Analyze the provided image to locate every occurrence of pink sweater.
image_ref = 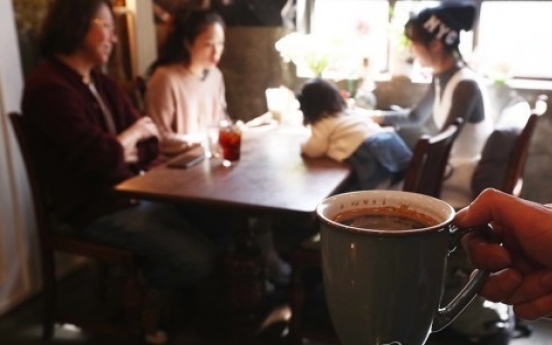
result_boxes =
[145,64,226,154]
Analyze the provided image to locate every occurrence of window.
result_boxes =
[306,0,454,79]
[298,0,552,81]
[310,0,389,77]
[477,1,552,80]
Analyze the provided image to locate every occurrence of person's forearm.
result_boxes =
[378,109,410,127]
[117,128,141,152]
[117,131,140,163]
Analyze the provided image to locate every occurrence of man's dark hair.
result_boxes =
[39,0,112,57]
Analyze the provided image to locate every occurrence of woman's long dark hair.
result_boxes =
[148,9,225,76]
[39,0,111,58]
[297,78,347,125]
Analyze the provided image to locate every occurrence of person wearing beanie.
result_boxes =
[373,1,494,197]
[372,3,511,345]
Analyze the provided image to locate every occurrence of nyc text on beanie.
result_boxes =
[411,3,476,47]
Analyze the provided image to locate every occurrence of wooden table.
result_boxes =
[115,124,352,342]
[116,125,352,216]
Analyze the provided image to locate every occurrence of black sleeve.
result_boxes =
[443,80,484,129]
[381,84,435,129]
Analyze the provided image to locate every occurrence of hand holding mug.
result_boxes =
[457,188,552,320]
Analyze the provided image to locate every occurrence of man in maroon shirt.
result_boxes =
[22,0,216,311]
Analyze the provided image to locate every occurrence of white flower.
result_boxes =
[275,33,363,79]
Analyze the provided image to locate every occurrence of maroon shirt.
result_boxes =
[22,58,158,228]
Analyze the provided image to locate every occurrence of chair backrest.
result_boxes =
[402,118,463,197]
[9,112,53,253]
[472,95,547,197]
[497,113,537,195]
[503,96,547,195]
[120,76,147,112]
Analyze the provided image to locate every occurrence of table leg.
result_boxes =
[224,215,267,342]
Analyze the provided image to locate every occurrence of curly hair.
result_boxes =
[297,78,347,125]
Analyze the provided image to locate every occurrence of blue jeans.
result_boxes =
[347,132,412,190]
[81,201,217,290]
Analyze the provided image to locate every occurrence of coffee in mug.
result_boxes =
[334,206,439,231]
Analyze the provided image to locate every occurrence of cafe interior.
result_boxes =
[2,0,552,344]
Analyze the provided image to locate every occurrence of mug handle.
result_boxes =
[431,224,498,332]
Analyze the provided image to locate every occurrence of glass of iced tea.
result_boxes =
[218,122,241,166]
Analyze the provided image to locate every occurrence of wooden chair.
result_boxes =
[8,112,159,342]
[120,75,147,113]
[402,117,463,197]
[441,95,548,209]
[502,112,543,196]
[287,118,463,345]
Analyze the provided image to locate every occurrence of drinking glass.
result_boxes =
[204,124,220,158]
[218,122,241,166]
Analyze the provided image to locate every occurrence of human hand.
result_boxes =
[117,117,159,162]
[355,108,385,124]
[339,89,350,101]
[456,188,552,320]
[132,116,159,141]
[159,135,196,157]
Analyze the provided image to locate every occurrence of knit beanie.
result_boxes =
[405,2,477,48]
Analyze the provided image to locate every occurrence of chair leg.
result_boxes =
[41,253,56,340]
[288,255,305,345]
[142,289,168,344]
[42,282,56,339]
[122,269,144,337]
[96,262,111,302]
[142,289,163,335]
[122,266,166,343]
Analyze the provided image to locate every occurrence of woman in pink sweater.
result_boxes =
[145,9,227,156]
